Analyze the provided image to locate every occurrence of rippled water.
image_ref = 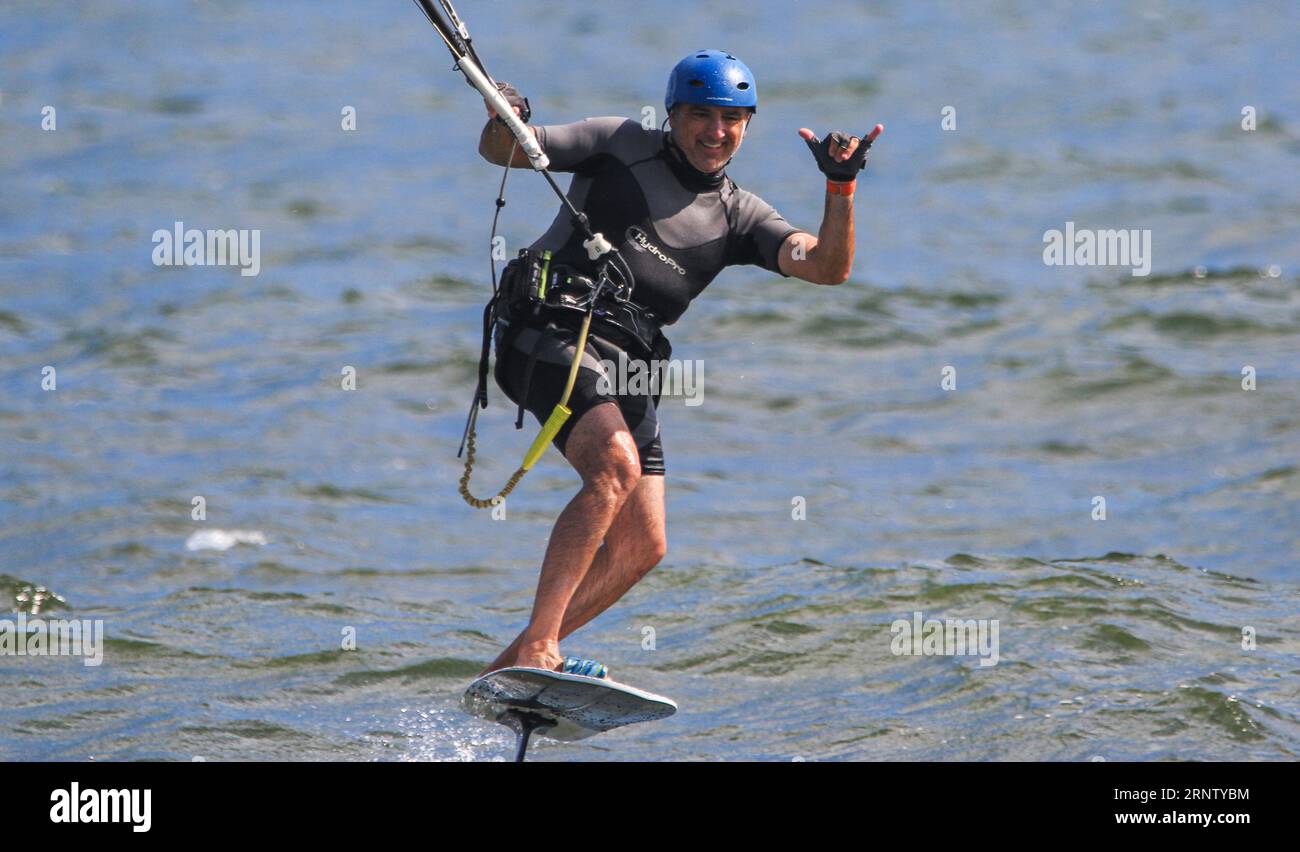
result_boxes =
[1,1,1297,760]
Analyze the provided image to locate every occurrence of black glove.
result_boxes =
[803,130,872,182]
[492,81,531,125]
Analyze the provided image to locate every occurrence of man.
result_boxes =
[476,49,879,676]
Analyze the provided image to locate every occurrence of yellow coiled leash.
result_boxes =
[458,311,593,508]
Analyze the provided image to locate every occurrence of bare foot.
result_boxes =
[511,638,564,672]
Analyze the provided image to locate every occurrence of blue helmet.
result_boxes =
[664,49,758,116]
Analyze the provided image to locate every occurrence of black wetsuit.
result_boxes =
[495,117,799,475]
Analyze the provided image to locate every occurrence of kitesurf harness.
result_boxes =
[411,0,642,509]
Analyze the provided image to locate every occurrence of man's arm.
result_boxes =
[778,123,882,285]
[478,114,538,168]
[477,82,535,167]
[777,191,854,286]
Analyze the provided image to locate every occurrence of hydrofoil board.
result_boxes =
[463,667,676,760]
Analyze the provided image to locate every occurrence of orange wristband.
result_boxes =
[826,179,856,196]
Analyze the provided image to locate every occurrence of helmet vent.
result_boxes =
[736,82,750,89]
[688,79,705,88]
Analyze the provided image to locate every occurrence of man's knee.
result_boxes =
[567,404,641,500]
[640,529,668,577]
[611,520,666,579]
[584,446,641,507]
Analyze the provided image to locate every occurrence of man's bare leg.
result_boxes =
[505,403,644,673]
[479,474,666,676]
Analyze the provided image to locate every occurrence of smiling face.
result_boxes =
[669,103,754,173]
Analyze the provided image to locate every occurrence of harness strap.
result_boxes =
[476,295,495,408]
[457,293,499,459]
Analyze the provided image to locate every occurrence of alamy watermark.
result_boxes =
[890,610,999,667]
[152,220,261,276]
[50,783,150,832]
[595,351,704,406]
[0,613,104,666]
[1043,221,1151,277]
